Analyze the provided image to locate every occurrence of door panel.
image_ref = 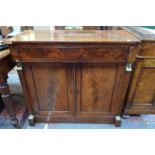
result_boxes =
[76,63,127,116]
[81,65,116,112]
[24,63,74,115]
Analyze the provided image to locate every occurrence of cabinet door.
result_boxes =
[76,62,129,117]
[23,63,74,116]
[126,59,155,114]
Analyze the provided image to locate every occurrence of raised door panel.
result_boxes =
[127,59,155,112]
[76,63,127,117]
[24,63,74,116]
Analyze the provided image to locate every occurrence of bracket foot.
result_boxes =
[115,116,121,127]
[10,118,19,128]
[28,115,35,126]
[121,114,130,119]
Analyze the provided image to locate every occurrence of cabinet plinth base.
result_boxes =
[26,115,122,126]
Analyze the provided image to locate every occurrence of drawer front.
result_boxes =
[15,45,129,62]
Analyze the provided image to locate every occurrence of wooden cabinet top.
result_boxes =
[123,27,155,41]
[5,30,140,45]
[122,27,155,58]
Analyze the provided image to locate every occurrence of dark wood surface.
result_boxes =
[0,49,19,127]
[122,27,155,114]
[0,94,4,112]
[0,50,8,112]
[7,30,140,126]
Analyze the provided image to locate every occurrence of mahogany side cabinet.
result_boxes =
[122,27,155,115]
[6,30,140,126]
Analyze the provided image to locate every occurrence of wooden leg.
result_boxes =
[28,114,35,126]
[0,82,19,128]
[0,94,5,112]
[115,116,121,127]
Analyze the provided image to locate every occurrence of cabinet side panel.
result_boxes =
[134,68,155,104]
[125,59,155,114]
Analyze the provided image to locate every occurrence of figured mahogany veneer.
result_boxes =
[7,30,140,126]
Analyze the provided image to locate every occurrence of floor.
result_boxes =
[0,71,155,129]
[23,115,155,129]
